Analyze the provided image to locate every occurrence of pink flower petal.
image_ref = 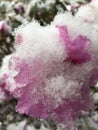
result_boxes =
[56,25,91,63]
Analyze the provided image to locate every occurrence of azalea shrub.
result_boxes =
[0,0,98,130]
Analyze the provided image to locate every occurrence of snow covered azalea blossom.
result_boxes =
[1,11,98,129]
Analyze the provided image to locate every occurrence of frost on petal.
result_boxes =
[4,57,34,97]
[15,80,49,119]
[52,86,94,128]
[56,25,91,63]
